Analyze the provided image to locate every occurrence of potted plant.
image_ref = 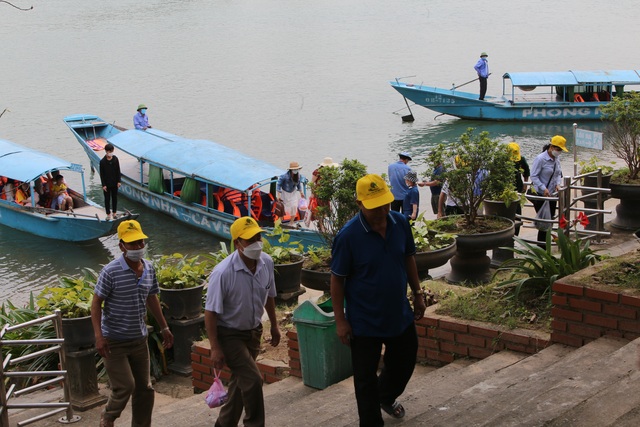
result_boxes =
[599,91,640,230]
[37,268,98,351]
[301,159,368,290]
[154,253,216,320]
[412,213,457,279]
[424,128,516,284]
[262,220,305,302]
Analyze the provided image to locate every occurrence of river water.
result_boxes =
[1,0,638,304]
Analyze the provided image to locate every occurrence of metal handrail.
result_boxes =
[0,310,81,426]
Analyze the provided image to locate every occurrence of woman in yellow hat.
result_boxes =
[529,135,568,244]
[507,142,530,235]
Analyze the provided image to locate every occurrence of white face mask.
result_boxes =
[240,241,263,260]
[125,248,146,262]
[551,149,561,158]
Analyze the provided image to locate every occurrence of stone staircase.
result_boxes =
[116,335,640,426]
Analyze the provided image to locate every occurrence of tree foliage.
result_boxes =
[599,91,640,182]
[310,158,368,247]
[425,128,516,226]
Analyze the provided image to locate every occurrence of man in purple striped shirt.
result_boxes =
[91,220,173,427]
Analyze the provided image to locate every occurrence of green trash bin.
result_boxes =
[292,298,353,389]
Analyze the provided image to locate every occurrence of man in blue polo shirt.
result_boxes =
[92,220,173,427]
[387,152,412,212]
[330,174,427,426]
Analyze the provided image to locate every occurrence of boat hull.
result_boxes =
[390,82,604,121]
[0,200,124,242]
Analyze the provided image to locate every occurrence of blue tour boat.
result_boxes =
[63,114,324,249]
[0,139,134,241]
[390,70,640,121]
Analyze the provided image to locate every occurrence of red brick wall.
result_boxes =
[191,341,290,393]
[287,330,302,378]
[551,281,640,347]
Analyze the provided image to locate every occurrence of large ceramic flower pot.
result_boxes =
[159,284,204,320]
[62,315,95,352]
[431,216,515,285]
[483,200,519,267]
[610,182,640,230]
[414,240,457,280]
[300,267,331,292]
[275,257,305,303]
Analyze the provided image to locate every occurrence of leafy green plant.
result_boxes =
[487,187,526,208]
[310,158,368,247]
[154,253,215,289]
[412,213,456,252]
[600,91,640,182]
[425,128,516,227]
[578,155,615,175]
[36,268,98,318]
[263,219,304,264]
[495,218,601,300]
[302,245,332,270]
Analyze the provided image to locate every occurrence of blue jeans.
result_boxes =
[350,323,418,427]
[102,337,154,427]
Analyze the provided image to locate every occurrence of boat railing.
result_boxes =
[0,310,80,426]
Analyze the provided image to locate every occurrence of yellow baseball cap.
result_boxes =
[551,135,568,152]
[507,142,521,161]
[230,216,264,241]
[356,174,394,209]
[117,220,148,243]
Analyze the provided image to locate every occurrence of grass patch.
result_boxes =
[433,282,552,332]
[589,258,640,289]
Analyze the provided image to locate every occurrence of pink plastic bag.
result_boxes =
[205,370,228,408]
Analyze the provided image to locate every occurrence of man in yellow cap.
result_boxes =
[204,216,280,427]
[133,103,152,130]
[507,142,530,235]
[330,174,427,426]
[91,220,173,427]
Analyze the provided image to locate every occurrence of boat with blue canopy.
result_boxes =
[390,69,640,121]
[0,139,134,241]
[63,114,324,249]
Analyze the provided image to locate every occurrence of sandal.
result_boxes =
[381,401,405,419]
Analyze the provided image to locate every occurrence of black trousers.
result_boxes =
[350,323,418,427]
[390,199,403,212]
[479,76,488,100]
[103,186,119,214]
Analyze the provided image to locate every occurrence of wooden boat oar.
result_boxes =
[395,77,415,122]
[451,73,492,90]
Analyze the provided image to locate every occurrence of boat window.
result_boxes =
[148,165,166,194]
[180,177,201,204]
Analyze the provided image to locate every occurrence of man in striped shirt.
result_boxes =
[91,220,173,427]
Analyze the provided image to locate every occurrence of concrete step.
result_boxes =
[405,336,628,426]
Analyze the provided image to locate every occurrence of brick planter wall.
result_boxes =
[551,281,640,347]
[286,307,550,372]
[191,340,289,393]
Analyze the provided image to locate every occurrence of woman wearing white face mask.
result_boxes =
[529,135,568,244]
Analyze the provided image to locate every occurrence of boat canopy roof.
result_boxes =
[108,129,286,191]
[0,139,77,182]
[503,70,640,86]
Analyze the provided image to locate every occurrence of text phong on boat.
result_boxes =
[63,114,324,248]
[0,139,134,241]
[390,70,640,121]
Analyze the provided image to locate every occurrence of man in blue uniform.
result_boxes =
[330,174,427,426]
[474,52,490,100]
[387,152,412,212]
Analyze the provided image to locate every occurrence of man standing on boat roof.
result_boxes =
[133,104,152,130]
[388,152,412,212]
[474,52,490,101]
